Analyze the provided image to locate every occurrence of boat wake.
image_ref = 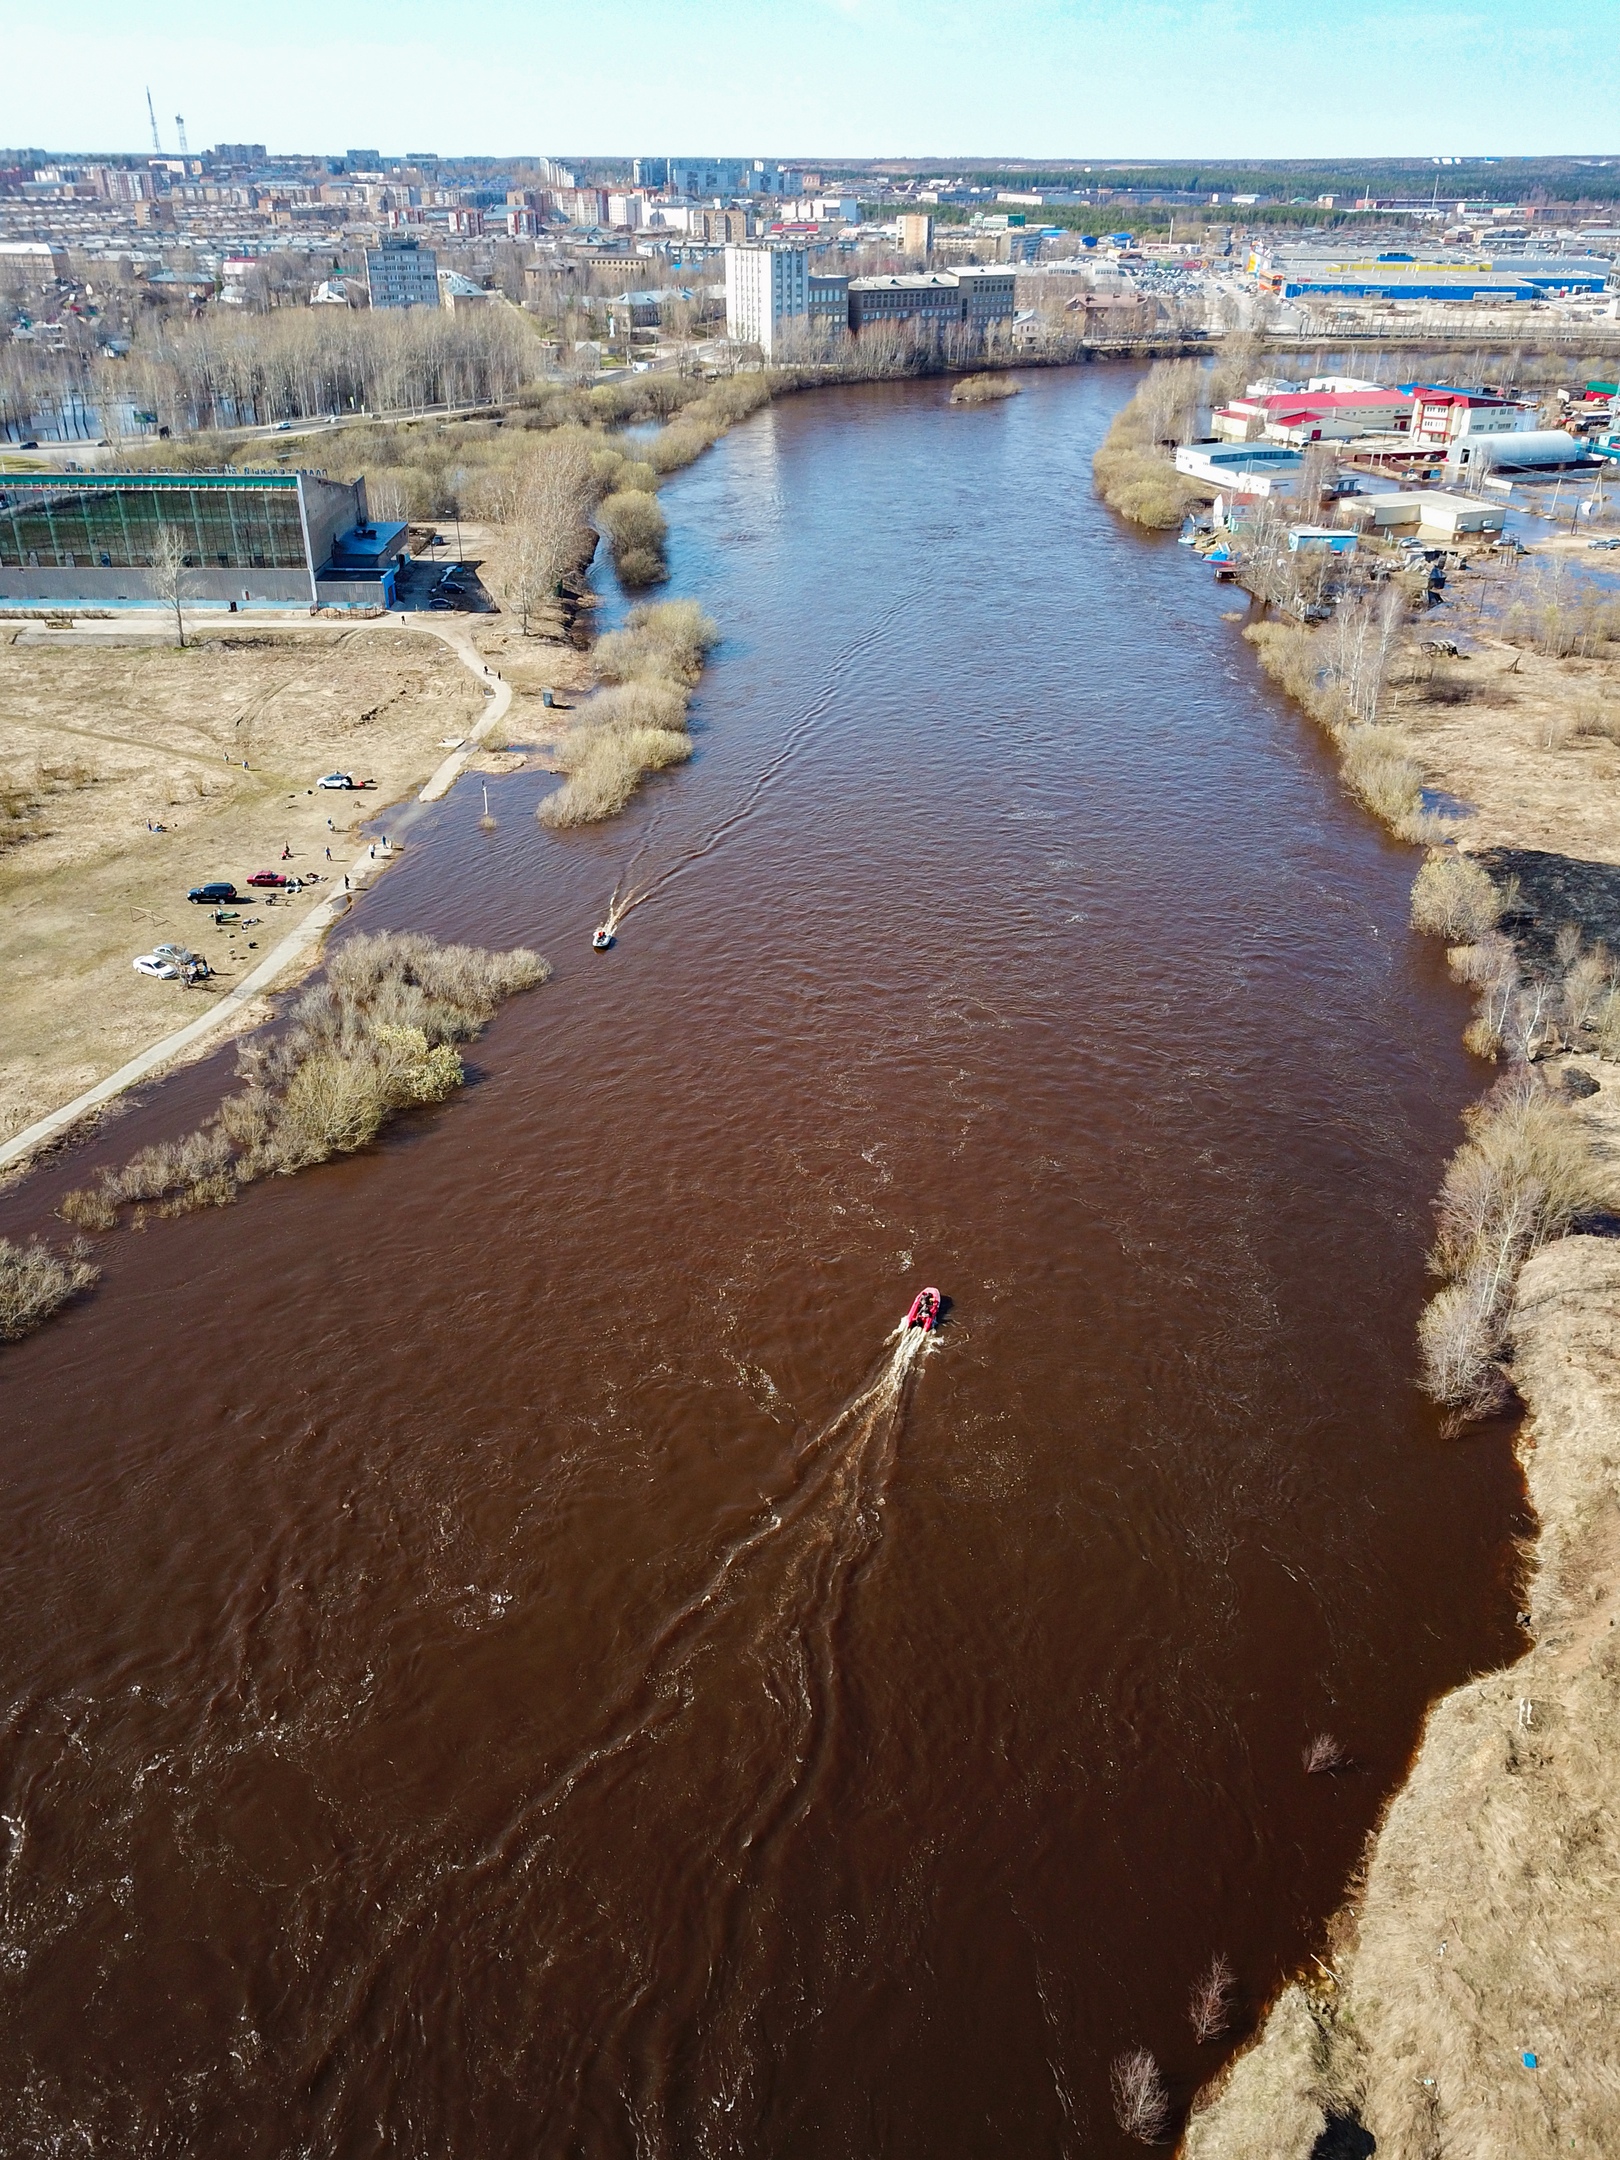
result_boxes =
[592,588,916,943]
[317,1313,940,2147]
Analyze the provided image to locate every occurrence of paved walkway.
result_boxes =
[0,616,514,1174]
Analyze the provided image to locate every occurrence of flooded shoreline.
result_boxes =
[0,367,1525,2154]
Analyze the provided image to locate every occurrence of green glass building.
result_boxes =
[0,470,406,610]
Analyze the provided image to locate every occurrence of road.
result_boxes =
[0,615,515,1174]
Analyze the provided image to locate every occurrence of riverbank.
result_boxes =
[0,613,587,1165]
[1181,533,1620,2152]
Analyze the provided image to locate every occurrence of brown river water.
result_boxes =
[0,370,1524,2157]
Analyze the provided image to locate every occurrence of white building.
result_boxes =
[725,243,807,356]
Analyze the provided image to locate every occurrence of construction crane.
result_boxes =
[145,88,161,153]
[175,115,188,156]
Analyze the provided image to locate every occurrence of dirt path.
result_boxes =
[0,616,513,1174]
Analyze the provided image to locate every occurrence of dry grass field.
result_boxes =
[1394,635,1620,864]
[0,625,491,1143]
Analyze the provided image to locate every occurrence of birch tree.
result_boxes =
[148,522,193,647]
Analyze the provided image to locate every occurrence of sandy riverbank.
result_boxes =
[0,615,587,1153]
[1183,573,1620,2154]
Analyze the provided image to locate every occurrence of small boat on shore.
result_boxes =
[904,1288,942,1333]
[591,926,614,951]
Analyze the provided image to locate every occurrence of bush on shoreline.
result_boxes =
[1419,1068,1609,1420]
[1092,360,1204,529]
[541,601,718,829]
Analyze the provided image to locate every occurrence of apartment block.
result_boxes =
[364,237,439,309]
[725,243,807,356]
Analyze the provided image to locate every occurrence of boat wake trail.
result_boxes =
[327,1317,938,2150]
[595,589,915,941]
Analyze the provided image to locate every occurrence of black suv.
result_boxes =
[188,881,239,904]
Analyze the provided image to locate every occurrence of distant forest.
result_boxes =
[848,158,1620,206]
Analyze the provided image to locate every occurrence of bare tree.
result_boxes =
[1303,1733,1347,1775]
[1110,2048,1170,2143]
[148,522,193,647]
[1189,1952,1237,2042]
[507,436,596,636]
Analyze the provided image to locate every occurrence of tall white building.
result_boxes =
[724,243,807,357]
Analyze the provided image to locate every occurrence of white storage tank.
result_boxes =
[1448,429,1587,475]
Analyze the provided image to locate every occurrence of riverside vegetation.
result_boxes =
[1109,361,1620,2153]
[539,600,718,828]
[0,932,554,1348]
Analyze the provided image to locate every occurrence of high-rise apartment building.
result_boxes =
[898,212,934,257]
[724,243,807,357]
[365,237,440,310]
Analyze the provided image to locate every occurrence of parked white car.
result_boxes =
[133,943,210,983]
[318,770,356,790]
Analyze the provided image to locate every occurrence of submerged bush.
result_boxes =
[540,724,693,827]
[540,600,720,828]
[593,600,718,687]
[950,373,1020,405]
[0,1236,99,1345]
[60,933,549,1226]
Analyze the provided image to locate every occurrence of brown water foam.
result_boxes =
[0,370,1523,2156]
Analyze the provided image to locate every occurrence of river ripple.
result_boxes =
[0,369,1522,2157]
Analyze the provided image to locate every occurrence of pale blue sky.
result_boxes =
[4,0,1617,161]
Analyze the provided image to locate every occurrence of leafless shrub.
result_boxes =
[0,1236,99,1344]
[1189,1952,1237,2042]
[59,1185,118,1231]
[598,487,669,588]
[950,372,1020,405]
[1562,941,1615,1035]
[1447,931,1521,1061]
[1421,1068,1610,1415]
[69,934,549,1223]
[1419,1267,1512,1420]
[1110,2048,1170,2143]
[1505,576,1620,659]
[1303,1733,1348,1775]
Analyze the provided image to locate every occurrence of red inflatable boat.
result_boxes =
[904,1288,942,1332]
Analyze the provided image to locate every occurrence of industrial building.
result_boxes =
[1251,249,1610,302]
[364,236,440,310]
[0,471,407,610]
[1407,387,1536,447]
[846,266,1016,337]
[1213,387,1414,444]
[1173,440,1303,500]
